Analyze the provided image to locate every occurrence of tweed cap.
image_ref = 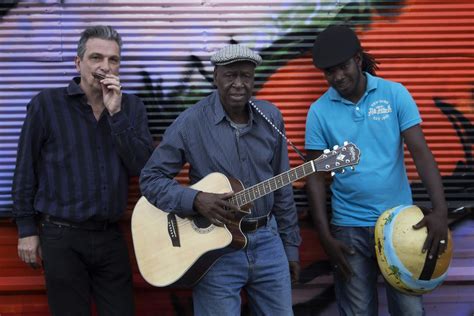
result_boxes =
[211,44,262,66]
[312,25,361,69]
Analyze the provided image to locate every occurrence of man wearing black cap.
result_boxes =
[305,25,448,315]
[140,44,301,315]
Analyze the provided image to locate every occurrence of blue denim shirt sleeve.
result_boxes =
[139,115,199,216]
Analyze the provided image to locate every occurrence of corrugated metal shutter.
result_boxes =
[0,0,473,214]
[259,1,474,209]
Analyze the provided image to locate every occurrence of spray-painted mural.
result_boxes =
[0,0,472,315]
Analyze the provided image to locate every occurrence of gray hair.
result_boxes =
[76,25,122,59]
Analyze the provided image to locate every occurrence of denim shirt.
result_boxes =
[140,90,301,261]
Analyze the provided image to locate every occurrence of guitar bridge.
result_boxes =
[167,213,181,247]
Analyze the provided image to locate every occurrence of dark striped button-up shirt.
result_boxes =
[139,90,301,261]
[13,77,153,237]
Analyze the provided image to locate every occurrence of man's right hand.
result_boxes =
[18,235,42,269]
[320,235,355,281]
[193,191,240,226]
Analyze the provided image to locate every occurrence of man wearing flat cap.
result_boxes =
[140,44,301,315]
[305,25,448,315]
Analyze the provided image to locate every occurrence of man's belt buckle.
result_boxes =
[244,220,259,233]
[241,214,270,233]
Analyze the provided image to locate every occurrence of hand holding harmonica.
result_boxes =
[93,72,122,90]
[93,72,122,115]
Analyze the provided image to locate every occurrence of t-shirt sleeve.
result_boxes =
[305,102,328,150]
[396,83,422,132]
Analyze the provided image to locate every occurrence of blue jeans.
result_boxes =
[331,225,424,316]
[193,217,293,316]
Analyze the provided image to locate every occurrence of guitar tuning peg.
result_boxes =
[333,145,339,150]
[340,169,345,174]
[323,149,330,154]
[343,141,348,145]
[331,171,335,177]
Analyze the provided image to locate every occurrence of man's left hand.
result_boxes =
[100,74,122,115]
[413,207,448,259]
[289,261,300,285]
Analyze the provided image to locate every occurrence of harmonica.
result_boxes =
[92,72,122,90]
[92,72,106,80]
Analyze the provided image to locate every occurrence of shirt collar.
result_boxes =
[67,77,85,97]
[328,72,378,103]
[211,90,257,125]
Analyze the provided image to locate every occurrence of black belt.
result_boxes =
[241,214,271,233]
[41,214,114,231]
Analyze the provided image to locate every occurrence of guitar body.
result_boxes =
[131,172,249,288]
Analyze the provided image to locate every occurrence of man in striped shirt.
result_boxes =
[12,25,153,315]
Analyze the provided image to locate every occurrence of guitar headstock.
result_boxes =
[313,142,360,174]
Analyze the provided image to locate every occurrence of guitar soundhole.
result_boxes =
[191,215,216,233]
[193,215,211,228]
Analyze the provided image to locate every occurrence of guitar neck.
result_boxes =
[229,160,316,208]
[228,142,360,208]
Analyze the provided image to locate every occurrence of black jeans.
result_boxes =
[39,220,135,316]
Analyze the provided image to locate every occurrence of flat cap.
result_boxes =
[211,44,262,66]
[312,25,361,69]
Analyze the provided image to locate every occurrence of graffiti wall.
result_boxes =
[0,0,472,315]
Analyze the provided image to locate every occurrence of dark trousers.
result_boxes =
[39,220,135,316]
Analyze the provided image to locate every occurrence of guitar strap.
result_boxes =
[249,99,306,162]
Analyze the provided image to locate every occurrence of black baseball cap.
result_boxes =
[312,25,361,69]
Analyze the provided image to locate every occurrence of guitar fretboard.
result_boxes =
[229,160,316,208]
[226,142,360,208]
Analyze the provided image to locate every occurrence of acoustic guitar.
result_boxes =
[131,142,360,287]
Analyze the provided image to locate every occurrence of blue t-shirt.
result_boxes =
[305,73,421,226]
